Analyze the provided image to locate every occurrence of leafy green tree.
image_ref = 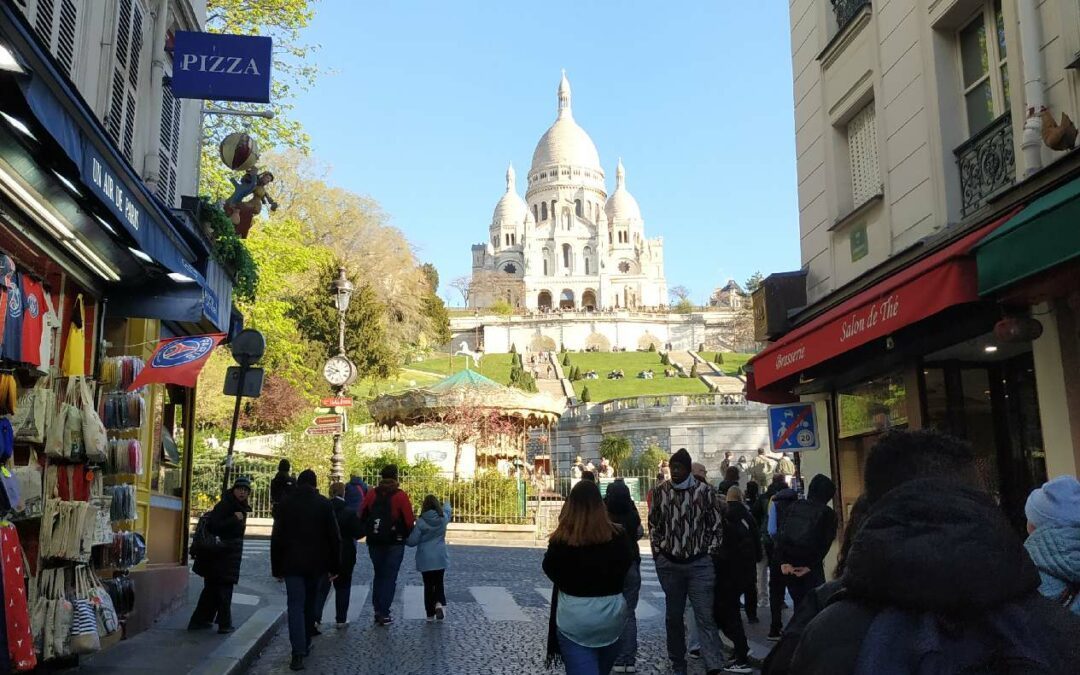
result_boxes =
[580,385,591,403]
[648,343,656,352]
[744,271,765,294]
[599,435,633,472]
[674,298,694,314]
[562,354,570,367]
[490,299,514,316]
[509,343,517,354]
[660,352,670,366]
[715,352,724,364]
[690,362,700,378]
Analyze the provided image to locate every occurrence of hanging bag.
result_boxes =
[11,449,42,517]
[68,597,100,654]
[79,378,108,463]
[62,294,86,378]
[12,377,52,444]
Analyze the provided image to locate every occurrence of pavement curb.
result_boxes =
[188,604,286,675]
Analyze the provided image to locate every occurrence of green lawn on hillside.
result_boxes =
[710,352,753,376]
[353,370,443,398]
[407,353,515,385]
[565,351,709,401]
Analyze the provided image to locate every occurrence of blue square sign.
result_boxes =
[171,31,272,103]
[768,403,819,452]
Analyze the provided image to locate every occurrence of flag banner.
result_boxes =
[127,334,225,391]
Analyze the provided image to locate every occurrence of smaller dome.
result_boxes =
[492,163,532,225]
[605,159,642,222]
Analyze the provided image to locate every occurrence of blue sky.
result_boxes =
[292,1,800,306]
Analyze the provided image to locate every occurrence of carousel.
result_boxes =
[367,370,564,479]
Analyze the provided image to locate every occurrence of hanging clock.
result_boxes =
[323,355,356,387]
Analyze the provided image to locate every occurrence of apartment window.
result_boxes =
[847,102,880,206]
[106,0,146,161]
[20,0,81,76]
[959,0,1009,136]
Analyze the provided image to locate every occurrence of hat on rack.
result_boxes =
[232,475,252,491]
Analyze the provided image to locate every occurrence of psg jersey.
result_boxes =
[2,273,23,362]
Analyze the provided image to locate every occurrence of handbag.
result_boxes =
[191,511,224,557]
[79,378,108,463]
[90,496,113,546]
[46,381,83,460]
[11,450,42,517]
[69,598,100,654]
[77,565,118,637]
[12,378,53,444]
[62,294,86,378]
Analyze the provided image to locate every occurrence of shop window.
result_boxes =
[837,374,908,439]
[958,1,1009,137]
[846,101,880,206]
[20,0,81,76]
[106,0,146,161]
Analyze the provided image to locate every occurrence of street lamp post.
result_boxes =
[322,266,355,484]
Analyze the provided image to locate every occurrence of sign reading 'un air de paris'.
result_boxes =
[170,31,272,103]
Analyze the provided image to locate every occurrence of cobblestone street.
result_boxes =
[244,544,769,674]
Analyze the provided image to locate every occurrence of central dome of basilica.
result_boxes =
[529,72,602,172]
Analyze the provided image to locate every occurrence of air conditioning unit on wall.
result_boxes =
[752,271,808,342]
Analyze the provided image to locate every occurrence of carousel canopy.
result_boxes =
[368,370,564,428]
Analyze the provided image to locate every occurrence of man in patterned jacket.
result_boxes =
[649,448,728,675]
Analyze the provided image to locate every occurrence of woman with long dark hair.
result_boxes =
[544,480,632,675]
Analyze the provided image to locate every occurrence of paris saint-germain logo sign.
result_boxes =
[7,289,21,318]
[26,294,39,319]
[153,336,215,368]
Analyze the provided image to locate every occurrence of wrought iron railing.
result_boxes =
[833,0,871,31]
[955,112,1015,216]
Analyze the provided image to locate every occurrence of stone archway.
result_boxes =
[559,289,575,310]
[582,289,597,311]
[529,334,557,352]
[537,290,553,310]
[637,331,662,351]
[585,332,611,352]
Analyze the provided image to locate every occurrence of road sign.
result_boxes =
[767,403,819,452]
[304,426,337,436]
[321,397,353,408]
[312,415,343,427]
[223,367,264,397]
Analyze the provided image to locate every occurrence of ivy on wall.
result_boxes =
[199,197,259,302]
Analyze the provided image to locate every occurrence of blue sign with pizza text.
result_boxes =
[171,31,272,103]
[767,403,819,452]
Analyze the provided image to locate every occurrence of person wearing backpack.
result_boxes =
[360,464,415,626]
[1024,475,1080,616]
[315,482,366,629]
[405,494,452,621]
[189,476,251,633]
[270,459,295,514]
[711,486,759,673]
[343,475,368,515]
[765,478,798,639]
[771,474,836,611]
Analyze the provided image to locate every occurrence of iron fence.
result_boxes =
[956,112,1015,216]
[832,0,871,32]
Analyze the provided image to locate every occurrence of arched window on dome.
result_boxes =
[492,235,498,247]
[583,246,592,275]
[575,199,582,218]
[563,209,572,230]
[533,205,538,222]
[541,202,548,220]
[562,243,573,272]
[543,248,551,276]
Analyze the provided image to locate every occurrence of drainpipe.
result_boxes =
[142,0,170,192]
[1018,0,1046,176]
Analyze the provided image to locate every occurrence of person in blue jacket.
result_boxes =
[1024,475,1080,615]
[405,494,452,621]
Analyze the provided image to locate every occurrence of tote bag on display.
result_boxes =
[62,295,86,378]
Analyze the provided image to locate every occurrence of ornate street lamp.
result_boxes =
[322,266,357,482]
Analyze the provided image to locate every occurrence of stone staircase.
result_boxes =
[665,350,697,375]
[538,352,573,407]
[690,352,747,394]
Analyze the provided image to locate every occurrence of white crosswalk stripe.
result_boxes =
[232,593,260,606]
[470,586,529,621]
[319,585,370,624]
[403,585,427,620]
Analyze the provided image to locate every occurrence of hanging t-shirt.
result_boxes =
[36,292,58,374]
[1,274,23,363]
[20,277,44,366]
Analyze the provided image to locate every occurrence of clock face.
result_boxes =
[323,356,353,386]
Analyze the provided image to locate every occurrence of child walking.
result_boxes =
[406,495,452,621]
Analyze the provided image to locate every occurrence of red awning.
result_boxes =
[748,210,1018,394]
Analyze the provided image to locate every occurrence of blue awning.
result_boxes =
[107,258,234,333]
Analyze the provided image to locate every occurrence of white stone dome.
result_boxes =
[492,163,531,225]
[605,159,642,221]
[530,72,602,172]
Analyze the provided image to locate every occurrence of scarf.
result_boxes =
[544,584,562,669]
[673,474,694,490]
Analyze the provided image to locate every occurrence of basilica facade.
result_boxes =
[470,73,667,311]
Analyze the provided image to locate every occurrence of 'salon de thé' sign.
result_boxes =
[170,31,272,103]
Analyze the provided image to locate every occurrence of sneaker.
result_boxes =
[217,626,236,635]
[624,667,636,673]
[612,667,627,673]
[187,622,212,631]
[375,615,394,626]
[723,661,753,674]
[688,648,702,659]
[768,630,782,641]
[289,655,305,671]
[426,615,435,623]
[335,621,347,629]
[434,603,445,621]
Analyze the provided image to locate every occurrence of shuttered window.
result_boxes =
[16,0,80,77]
[847,102,880,205]
[106,0,145,162]
[157,66,182,206]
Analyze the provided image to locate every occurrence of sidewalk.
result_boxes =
[78,574,284,675]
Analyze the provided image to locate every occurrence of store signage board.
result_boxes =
[768,403,819,452]
[321,397,353,408]
[171,32,272,103]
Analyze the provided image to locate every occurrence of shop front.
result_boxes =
[0,3,239,664]
[747,210,1048,531]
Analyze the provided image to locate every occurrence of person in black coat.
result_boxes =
[713,486,759,671]
[316,482,366,628]
[189,476,252,633]
[270,459,295,512]
[605,479,643,672]
[271,470,341,671]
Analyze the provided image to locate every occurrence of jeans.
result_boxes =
[756,559,769,607]
[316,569,354,623]
[685,603,700,650]
[557,630,620,675]
[189,579,233,629]
[654,555,724,671]
[284,575,320,657]
[421,569,446,617]
[614,561,640,666]
[368,544,405,619]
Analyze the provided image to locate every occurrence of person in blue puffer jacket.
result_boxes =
[343,475,368,514]
[1024,475,1080,615]
[406,495,452,621]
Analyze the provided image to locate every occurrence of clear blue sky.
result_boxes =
[292,1,800,306]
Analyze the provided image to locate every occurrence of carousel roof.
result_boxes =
[368,369,565,428]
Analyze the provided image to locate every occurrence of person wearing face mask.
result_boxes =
[189,476,252,634]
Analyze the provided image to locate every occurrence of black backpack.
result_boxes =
[190,512,224,558]
[775,499,826,566]
[363,489,403,545]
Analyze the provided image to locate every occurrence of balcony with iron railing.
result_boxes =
[954,112,1015,217]
[832,0,871,32]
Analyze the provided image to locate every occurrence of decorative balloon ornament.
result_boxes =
[218,132,278,238]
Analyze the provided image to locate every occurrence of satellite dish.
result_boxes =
[231,329,266,367]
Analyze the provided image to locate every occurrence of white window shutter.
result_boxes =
[16,0,81,77]
[156,81,182,206]
[106,0,144,162]
[847,102,880,205]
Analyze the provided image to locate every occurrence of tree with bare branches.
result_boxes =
[432,404,518,480]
